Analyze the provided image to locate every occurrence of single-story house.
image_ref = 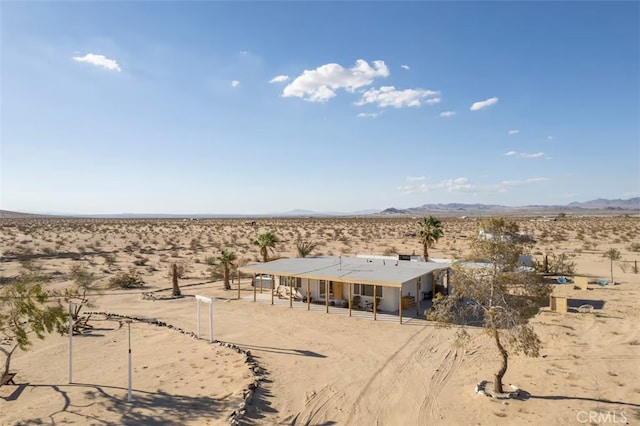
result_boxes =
[238,255,452,323]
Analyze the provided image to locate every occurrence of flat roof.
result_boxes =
[238,256,451,288]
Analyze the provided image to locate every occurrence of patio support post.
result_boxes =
[446,269,450,295]
[416,277,420,317]
[399,287,402,324]
[260,274,263,294]
[237,270,240,300]
[373,285,377,321]
[307,279,310,311]
[271,275,274,305]
[325,281,329,314]
[289,277,293,308]
[253,274,256,302]
[349,283,352,317]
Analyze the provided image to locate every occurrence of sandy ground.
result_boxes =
[1,216,639,425]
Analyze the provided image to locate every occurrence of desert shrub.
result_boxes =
[70,265,98,289]
[629,243,640,252]
[41,247,57,256]
[383,247,398,256]
[166,259,191,279]
[132,257,149,266]
[109,268,144,289]
[533,253,576,275]
[102,253,117,267]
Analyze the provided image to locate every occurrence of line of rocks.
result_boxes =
[86,311,266,425]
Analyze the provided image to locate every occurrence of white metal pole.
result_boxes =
[68,303,74,384]
[196,299,201,338]
[128,321,132,402]
[209,301,213,342]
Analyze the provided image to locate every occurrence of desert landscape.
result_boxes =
[1,214,639,425]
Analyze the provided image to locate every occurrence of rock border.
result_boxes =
[85,311,266,425]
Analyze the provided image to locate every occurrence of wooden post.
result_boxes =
[289,277,293,308]
[307,279,310,310]
[416,277,420,317]
[373,285,377,321]
[349,283,352,317]
[260,274,263,294]
[253,274,256,302]
[271,275,274,305]
[446,269,450,295]
[237,270,240,300]
[399,287,402,324]
[325,281,329,314]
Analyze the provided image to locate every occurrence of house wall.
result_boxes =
[273,269,447,312]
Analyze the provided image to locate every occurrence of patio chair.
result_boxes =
[556,276,568,284]
[365,297,381,312]
[597,279,609,286]
[352,296,362,309]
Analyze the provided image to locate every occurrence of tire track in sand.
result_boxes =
[416,346,464,425]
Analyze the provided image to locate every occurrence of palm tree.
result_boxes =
[218,249,237,290]
[296,240,317,258]
[253,232,279,263]
[417,215,444,261]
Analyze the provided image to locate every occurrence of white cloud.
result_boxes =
[401,64,410,70]
[504,151,545,159]
[356,86,440,108]
[502,177,552,186]
[547,136,553,140]
[470,97,499,111]
[356,112,380,118]
[398,176,551,195]
[508,130,519,135]
[398,177,476,195]
[269,75,289,83]
[231,80,240,87]
[72,53,121,72]
[440,111,456,118]
[282,59,389,102]
[406,176,425,182]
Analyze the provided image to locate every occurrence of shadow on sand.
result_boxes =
[230,342,327,358]
[3,382,234,425]
[511,389,640,408]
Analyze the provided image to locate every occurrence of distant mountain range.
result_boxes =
[378,197,640,215]
[1,197,638,219]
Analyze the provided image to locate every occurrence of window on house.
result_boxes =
[354,284,361,295]
[295,277,302,288]
[361,284,382,297]
[319,280,333,297]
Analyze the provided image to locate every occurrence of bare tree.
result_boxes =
[603,248,621,283]
[429,217,551,394]
[172,263,182,296]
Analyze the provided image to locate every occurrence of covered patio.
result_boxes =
[238,256,450,324]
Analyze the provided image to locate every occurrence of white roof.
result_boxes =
[239,256,451,288]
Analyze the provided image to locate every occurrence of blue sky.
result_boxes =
[1,1,638,214]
